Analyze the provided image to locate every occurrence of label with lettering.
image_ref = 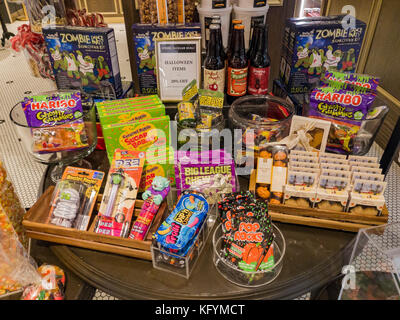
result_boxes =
[248,66,270,95]
[227,67,248,96]
[203,68,225,92]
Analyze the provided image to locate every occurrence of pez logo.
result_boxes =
[341,5,356,30]
[42,5,56,29]
[341,265,356,290]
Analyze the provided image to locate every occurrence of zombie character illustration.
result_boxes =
[76,50,98,86]
[65,52,80,79]
[294,43,310,69]
[49,45,62,70]
[340,48,356,72]
[95,55,111,81]
[138,44,155,70]
[308,48,324,75]
[323,46,342,72]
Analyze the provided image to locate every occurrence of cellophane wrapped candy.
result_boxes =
[0,211,41,297]
[0,159,28,249]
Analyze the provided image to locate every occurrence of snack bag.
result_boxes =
[308,84,376,154]
[96,149,145,237]
[0,215,41,297]
[175,150,237,202]
[154,192,209,253]
[21,91,89,153]
[21,265,65,300]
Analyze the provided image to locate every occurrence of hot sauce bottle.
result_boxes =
[203,24,225,92]
[248,24,271,95]
[227,24,248,105]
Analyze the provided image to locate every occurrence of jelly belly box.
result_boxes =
[132,23,201,95]
[279,15,366,94]
[43,26,123,99]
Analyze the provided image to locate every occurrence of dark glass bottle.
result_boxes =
[203,24,225,92]
[246,24,263,62]
[227,24,248,105]
[248,24,271,95]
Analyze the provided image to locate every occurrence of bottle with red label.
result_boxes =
[248,24,271,95]
[227,24,248,105]
[203,24,225,93]
[225,19,242,91]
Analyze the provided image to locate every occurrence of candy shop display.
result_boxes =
[280,15,367,94]
[280,150,387,214]
[213,191,286,287]
[21,91,89,153]
[43,26,123,99]
[96,150,145,237]
[48,167,105,230]
[10,24,54,80]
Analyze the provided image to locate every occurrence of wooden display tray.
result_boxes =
[249,170,389,232]
[22,186,167,261]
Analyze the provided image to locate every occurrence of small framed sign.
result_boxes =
[155,36,201,102]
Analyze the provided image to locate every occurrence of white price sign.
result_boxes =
[155,37,201,102]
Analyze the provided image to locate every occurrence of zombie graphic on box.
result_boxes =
[279,15,366,94]
[43,26,123,99]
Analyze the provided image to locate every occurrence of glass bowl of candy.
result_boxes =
[212,222,286,288]
[9,90,97,182]
[228,95,295,167]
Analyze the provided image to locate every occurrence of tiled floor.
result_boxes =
[1,22,399,301]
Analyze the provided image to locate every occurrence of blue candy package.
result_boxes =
[154,192,209,252]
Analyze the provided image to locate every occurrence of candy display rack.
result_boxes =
[151,203,217,279]
[249,170,389,232]
[22,186,168,261]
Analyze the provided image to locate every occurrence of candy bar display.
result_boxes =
[280,151,387,214]
[213,191,285,287]
[151,190,215,278]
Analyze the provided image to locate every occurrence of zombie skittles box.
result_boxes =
[43,26,123,99]
[279,15,366,94]
[132,23,201,95]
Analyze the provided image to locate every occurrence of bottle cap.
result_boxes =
[232,19,242,24]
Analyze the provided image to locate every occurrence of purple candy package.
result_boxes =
[322,71,380,91]
[175,150,237,199]
[21,91,84,127]
[307,84,377,154]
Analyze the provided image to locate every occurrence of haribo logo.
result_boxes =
[31,99,77,111]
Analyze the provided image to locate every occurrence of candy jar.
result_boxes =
[24,0,67,33]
